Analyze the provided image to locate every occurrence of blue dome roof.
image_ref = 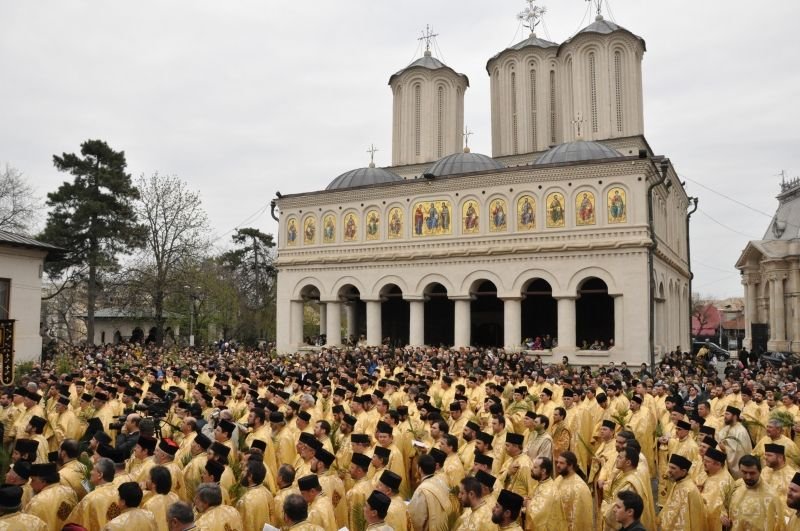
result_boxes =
[426,150,504,177]
[534,141,622,165]
[326,166,403,191]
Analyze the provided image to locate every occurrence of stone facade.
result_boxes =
[273,10,692,363]
[736,178,800,353]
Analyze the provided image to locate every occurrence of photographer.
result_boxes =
[114,413,141,457]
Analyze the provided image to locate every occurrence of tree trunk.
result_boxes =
[87,254,96,346]
[154,290,164,346]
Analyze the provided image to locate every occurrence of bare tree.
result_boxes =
[0,164,42,233]
[132,173,209,345]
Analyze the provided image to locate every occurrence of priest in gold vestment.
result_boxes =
[524,456,565,531]
[193,482,245,531]
[658,453,707,530]
[102,481,157,531]
[721,454,786,531]
[454,476,497,531]
[408,454,451,531]
[553,451,592,531]
[66,457,123,531]
[236,460,275,531]
[699,447,734,531]
[23,463,78,531]
[0,484,47,531]
[600,447,655,531]
[142,465,181,531]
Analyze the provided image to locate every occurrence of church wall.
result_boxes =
[276,158,669,363]
[390,69,467,166]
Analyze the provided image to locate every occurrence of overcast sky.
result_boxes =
[2,0,798,299]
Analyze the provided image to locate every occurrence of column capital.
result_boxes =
[403,296,426,302]
[450,295,474,302]
[319,299,341,305]
[552,295,578,301]
[499,296,524,302]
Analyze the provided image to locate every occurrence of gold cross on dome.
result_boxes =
[418,24,438,53]
[367,144,379,166]
[571,113,585,139]
[517,0,547,36]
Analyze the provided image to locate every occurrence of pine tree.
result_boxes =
[40,139,145,345]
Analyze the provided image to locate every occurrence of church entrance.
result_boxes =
[380,284,409,347]
[424,283,454,346]
[299,284,322,345]
[576,277,614,349]
[471,280,504,347]
[131,327,144,343]
[338,284,366,345]
[521,278,557,348]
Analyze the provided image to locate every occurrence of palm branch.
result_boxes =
[350,499,367,531]
[78,453,94,491]
[770,410,795,428]
[181,452,193,468]
[740,416,766,431]
[610,411,629,429]
[577,434,597,458]
[654,420,664,438]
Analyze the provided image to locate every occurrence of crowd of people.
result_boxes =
[1,341,800,530]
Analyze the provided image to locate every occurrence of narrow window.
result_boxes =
[414,84,421,156]
[530,68,537,149]
[0,278,9,319]
[615,51,624,132]
[511,71,518,154]
[589,52,598,133]
[549,70,557,144]
[437,86,444,157]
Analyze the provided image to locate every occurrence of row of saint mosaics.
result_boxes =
[285,186,628,245]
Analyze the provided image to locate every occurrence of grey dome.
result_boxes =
[486,34,558,71]
[560,15,646,52]
[534,141,622,165]
[326,166,403,190]
[426,150,504,177]
[389,52,470,86]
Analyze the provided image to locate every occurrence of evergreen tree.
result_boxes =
[40,139,145,345]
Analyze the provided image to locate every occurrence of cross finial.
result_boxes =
[571,113,585,139]
[517,0,547,36]
[462,126,473,152]
[587,0,604,19]
[418,24,438,56]
[367,144,379,168]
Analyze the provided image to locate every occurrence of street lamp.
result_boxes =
[185,285,202,347]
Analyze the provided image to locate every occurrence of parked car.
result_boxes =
[691,340,730,360]
[760,351,800,368]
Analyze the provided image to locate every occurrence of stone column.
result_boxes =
[366,300,382,346]
[290,300,304,347]
[345,302,357,342]
[408,299,425,346]
[555,297,576,351]
[319,303,327,336]
[772,273,788,350]
[325,301,342,346]
[453,298,471,348]
[793,265,800,352]
[613,295,624,349]
[502,297,522,352]
[742,276,755,349]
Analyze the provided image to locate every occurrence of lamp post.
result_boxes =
[185,285,202,347]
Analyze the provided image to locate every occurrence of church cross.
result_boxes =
[367,144,379,167]
[418,24,438,54]
[462,126,473,148]
[517,0,547,36]
[587,0,604,18]
[571,113,585,139]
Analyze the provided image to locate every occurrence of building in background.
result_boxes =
[0,230,62,363]
[274,6,693,363]
[737,177,800,354]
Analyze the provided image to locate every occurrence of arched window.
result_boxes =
[511,70,518,154]
[414,84,421,156]
[529,67,538,149]
[614,50,624,132]
[437,86,444,157]
[549,70,557,144]
[589,52,598,133]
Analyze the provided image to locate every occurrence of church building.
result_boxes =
[736,176,800,354]
[273,5,692,364]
